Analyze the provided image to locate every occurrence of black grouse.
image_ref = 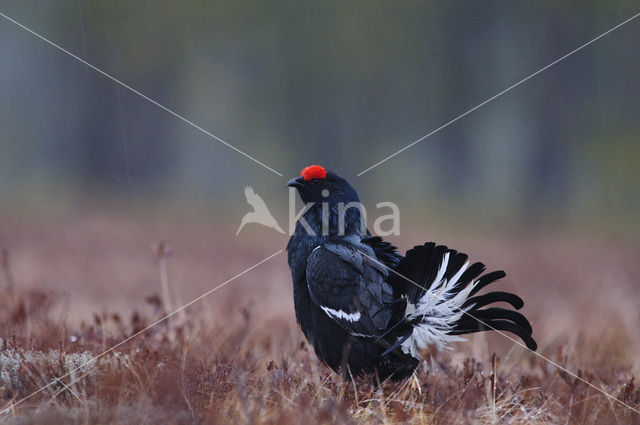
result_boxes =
[286,165,537,381]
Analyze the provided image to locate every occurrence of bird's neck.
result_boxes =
[287,202,365,284]
[294,202,365,241]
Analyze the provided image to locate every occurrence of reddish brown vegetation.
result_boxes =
[0,213,639,424]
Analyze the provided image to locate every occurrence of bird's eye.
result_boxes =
[311,179,321,185]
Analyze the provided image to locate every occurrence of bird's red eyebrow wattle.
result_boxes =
[300,165,327,181]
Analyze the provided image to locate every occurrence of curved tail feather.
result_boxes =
[450,319,537,351]
[462,291,524,310]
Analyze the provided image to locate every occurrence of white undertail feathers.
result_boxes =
[400,252,478,359]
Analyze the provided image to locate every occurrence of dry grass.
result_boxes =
[0,211,639,424]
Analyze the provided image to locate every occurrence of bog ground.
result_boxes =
[1,210,639,424]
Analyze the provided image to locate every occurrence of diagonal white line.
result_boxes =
[358,250,640,415]
[49,378,85,405]
[0,249,283,415]
[0,11,283,177]
[357,11,640,176]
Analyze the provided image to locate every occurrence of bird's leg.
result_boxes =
[346,364,360,405]
[372,366,382,389]
[420,345,436,374]
[340,340,352,381]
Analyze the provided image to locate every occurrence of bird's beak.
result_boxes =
[287,177,304,189]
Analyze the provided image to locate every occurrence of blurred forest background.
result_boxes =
[0,1,639,233]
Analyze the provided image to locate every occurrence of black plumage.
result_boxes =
[286,166,536,381]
